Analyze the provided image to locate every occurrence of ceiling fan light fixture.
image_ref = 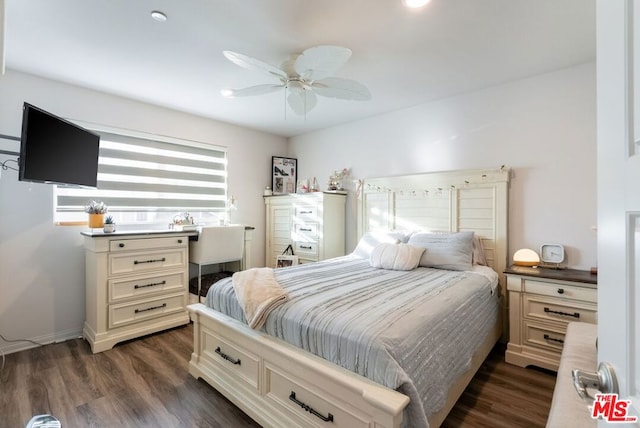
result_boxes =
[150,10,168,22]
[402,0,432,9]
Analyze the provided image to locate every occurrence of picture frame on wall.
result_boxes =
[272,156,297,195]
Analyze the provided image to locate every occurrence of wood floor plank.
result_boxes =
[0,324,556,427]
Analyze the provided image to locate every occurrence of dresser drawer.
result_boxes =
[523,280,597,303]
[109,271,185,303]
[294,241,318,257]
[109,236,188,252]
[294,204,319,220]
[200,331,260,391]
[523,321,566,352]
[524,295,597,325]
[265,364,369,428]
[109,293,186,328]
[109,248,187,276]
[293,222,318,238]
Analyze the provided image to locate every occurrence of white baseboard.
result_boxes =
[0,327,84,355]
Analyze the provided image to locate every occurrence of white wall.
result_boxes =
[0,70,287,353]
[290,63,597,271]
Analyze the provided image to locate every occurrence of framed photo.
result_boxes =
[272,156,297,195]
[276,254,299,268]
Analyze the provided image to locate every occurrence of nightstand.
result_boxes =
[504,265,597,371]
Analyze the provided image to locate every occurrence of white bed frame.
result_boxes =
[188,167,510,428]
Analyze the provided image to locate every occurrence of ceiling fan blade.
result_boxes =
[223,50,286,81]
[222,84,283,98]
[294,46,352,81]
[311,77,372,101]
[287,88,318,115]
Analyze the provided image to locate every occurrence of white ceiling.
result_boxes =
[3,0,595,138]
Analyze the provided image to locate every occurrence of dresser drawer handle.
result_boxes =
[134,280,166,289]
[557,288,564,294]
[134,257,166,265]
[299,245,313,250]
[178,239,183,244]
[119,243,125,248]
[544,334,565,344]
[289,391,334,423]
[544,307,580,318]
[134,303,167,314]
[215,346,241,365]
[299,210,313,214]
[299,228,313,232]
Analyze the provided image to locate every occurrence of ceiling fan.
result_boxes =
[221,45,372,115]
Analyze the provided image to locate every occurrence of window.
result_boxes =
[54,127,227,226]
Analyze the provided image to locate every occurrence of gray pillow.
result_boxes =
[407,231,474,271]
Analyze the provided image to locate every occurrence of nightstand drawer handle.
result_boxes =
[134,280,166,289]
[557,288,564,294]
[215,347,241,365]
[134,257,166,265]
[134,303,167,313]
[544,334,565,344]
[544,307,580,318]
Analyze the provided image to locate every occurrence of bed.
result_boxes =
[188,167,510,428]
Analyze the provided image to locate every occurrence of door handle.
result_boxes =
[572,362,619,402]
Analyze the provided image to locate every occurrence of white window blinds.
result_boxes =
[54,130,227,224]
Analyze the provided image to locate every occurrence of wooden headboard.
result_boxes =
[357,167,510,299]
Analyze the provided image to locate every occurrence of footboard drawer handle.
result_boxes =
[134,257,166,265]
[214,347,241,365]
[544,307,580,318]
[134,303,167,313]
[544,334,565,344]
[134,280,166,289]
[289,391,334,423]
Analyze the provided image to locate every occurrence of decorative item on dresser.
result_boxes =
[504,265,597,371]
[82,230,193,353]
[271,156,297,195]
[264,191,346,267]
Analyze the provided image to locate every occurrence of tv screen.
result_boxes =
[19,103,100,187]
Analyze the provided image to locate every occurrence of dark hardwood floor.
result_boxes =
[0,324,556,427]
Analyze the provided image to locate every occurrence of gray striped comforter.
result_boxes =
[206,255,499,428]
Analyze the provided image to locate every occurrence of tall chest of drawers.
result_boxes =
[82,231,192,353]
[505,265,597,371]
[264,192,346,267]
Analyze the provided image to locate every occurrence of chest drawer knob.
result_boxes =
[557,288,565,294]
[119,243,125,248]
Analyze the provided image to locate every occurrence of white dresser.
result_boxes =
[82,230,193,353]
[264,192,346,267]
[505,265,597,371]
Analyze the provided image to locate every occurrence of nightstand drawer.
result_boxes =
[523,321,566,352]
[524,295,597,325]
[524,280,596,303]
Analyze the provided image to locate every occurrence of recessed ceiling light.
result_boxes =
[151,10,167,22]
[402,0,431,8]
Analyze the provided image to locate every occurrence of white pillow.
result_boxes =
[352,231,401,259]
[407,231,474,271]
[369,243,425,271]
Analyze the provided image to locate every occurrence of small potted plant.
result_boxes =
[103,215,116,233]
[85,200,108,228]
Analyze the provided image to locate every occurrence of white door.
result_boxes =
[596,0,639,425]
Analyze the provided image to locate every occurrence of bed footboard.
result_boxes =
[188,303,410,428]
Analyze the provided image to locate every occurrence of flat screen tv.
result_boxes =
[19,102,100,187]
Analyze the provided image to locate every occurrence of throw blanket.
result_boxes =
[232,267,289,329]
